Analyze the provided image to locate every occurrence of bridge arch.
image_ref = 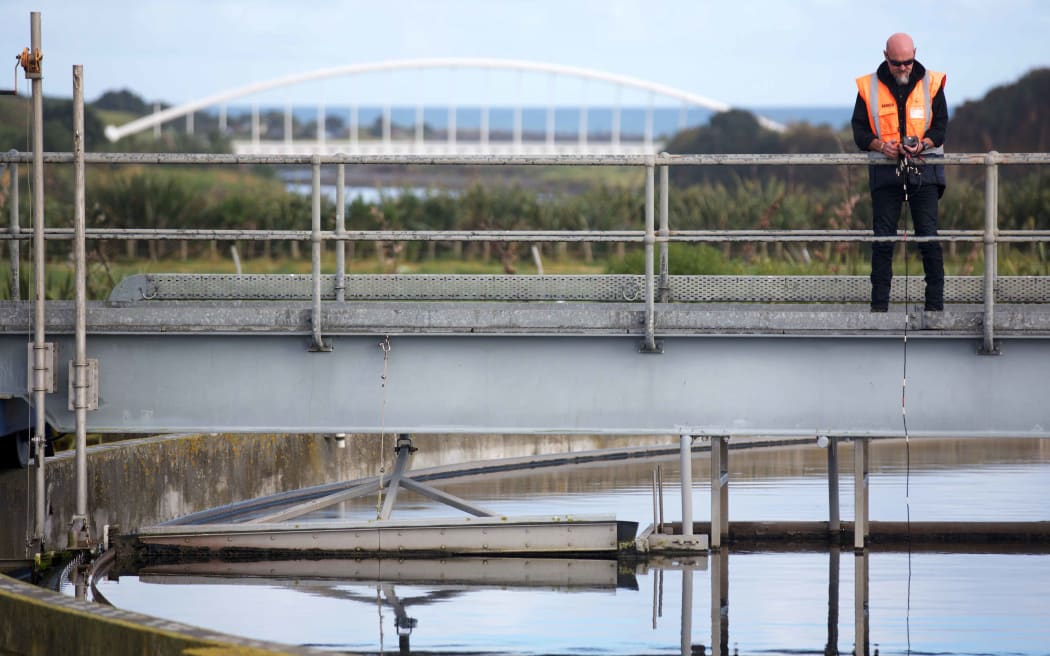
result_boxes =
[104,57,786,144]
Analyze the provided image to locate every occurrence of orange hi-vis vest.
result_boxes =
[856,70,945,154]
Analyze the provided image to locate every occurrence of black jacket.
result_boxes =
[851,60,948,192]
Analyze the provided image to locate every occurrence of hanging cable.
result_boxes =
[896,148,920,656]
[375,335,392,519]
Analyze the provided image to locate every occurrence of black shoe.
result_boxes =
[870,305,888,313]
[924,304,943,312]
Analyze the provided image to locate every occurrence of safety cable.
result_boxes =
[897,151,920,656]
[375,335,392,520]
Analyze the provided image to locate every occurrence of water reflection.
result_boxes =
[90,546,1050,655]
[84,438,1050,654]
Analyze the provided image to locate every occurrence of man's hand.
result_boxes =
[879,139,902,159]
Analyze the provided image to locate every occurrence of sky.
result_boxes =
[1,0,1047,111]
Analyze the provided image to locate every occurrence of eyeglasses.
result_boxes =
[888,58,914,67]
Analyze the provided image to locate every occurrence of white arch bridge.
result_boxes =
[103,58,786,156]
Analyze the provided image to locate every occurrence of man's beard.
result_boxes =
[894,72,910,85]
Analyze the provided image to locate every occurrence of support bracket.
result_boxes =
[27,341,54,393]
[68,358,99,411]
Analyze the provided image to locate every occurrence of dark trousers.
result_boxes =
[870,182,944,310]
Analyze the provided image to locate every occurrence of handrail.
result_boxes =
[1,151,1049,166]
[1,228,1046,243]
[4,148,1047,355]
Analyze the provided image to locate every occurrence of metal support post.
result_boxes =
[679,434,693,537]
[980,152,1000,355]
[379,434,415,520]
[853,437,869,551]
[641,164,659,353]
[70,64,92,549]
[27,11,49,554]
[827,437,840,537]
[309,156,329,351]
[658,165,670,302]
[6,158,18,300]
[335,162,346,302]
[710,436,728,549]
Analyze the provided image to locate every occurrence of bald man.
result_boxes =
[852,32,948,312]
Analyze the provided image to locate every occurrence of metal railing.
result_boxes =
[2,149,1049,354]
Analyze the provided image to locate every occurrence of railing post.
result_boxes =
[28,10,50,554]
[335,162,346,302]
[826,436,840,538]
[980,152,1000,355]
[309,155,330,351]
[641,163,660,353]
[6,156,18,300]
[710,435,728,549]
[658,163,670,302]
[70,64,94,549]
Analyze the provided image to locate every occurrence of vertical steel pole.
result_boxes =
[29,11,47,552]
[652,469,659,534]
[335,162,346,302]
[828,437,840,536]
[658,165,670,302]
[710,436,729,549]
[310,156,325,350]
[679,434,693,537]
[7,159,18,300]
[982,153,999,354]
[853,437,868,551]
[71,64,89,544]
[643,164,656,352]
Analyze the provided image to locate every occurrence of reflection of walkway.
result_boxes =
[119,550,871,656]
